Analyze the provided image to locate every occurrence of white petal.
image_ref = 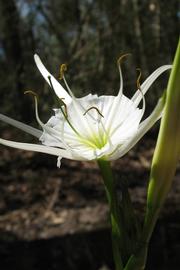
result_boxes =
[0,138,74,159]
[34,54,72,105]
[40,132,65,148]
[110,108,142,142]
[106,95,140,133]
[132,65,172,107]
[110,95,164,160]
[65,96,98,138]
[0,114,42,138]
[70,146,95,160]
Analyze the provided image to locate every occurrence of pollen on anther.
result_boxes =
[59,64,67,80]
[117,53,131,66]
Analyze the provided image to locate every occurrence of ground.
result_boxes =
[0,131,179,270]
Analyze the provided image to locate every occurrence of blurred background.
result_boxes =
[0,0,179,122]
[0,1,179,270]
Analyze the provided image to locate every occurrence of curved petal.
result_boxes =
[34,54,72,105]
[103,61,124,130]
[0,114,42,138]
[110,94,165,160]
[0,138,75,159]
[132,65,172,107]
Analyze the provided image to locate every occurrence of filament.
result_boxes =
[83,106,104,118]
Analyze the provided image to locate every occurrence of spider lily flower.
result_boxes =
[0,55,171,167]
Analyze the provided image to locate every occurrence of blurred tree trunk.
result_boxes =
[131,0,148,77]
[0,0,32,121]
[159,0,179,61]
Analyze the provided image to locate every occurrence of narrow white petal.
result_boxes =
[104,95,122,131]
[34,54,72,105]
[102,62,124,131]
[0,138,74,159]
[110,96,164,160]
[0,114,42,138]
[132,65,172,106]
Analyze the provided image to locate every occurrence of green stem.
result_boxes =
[97,159,124,270]
[143,38,180,249]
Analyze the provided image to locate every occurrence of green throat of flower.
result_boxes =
[78,131,108,150]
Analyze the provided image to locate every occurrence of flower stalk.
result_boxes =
[97,159,124,270]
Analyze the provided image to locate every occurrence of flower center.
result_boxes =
[78,107,108,150]
[57,66,110,151]
[78,128,108,150]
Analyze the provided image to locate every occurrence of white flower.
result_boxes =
[0,54,171,167]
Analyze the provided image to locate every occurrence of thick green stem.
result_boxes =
[97,159,124,270]
[143,39,180,244]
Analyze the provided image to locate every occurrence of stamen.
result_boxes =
[136,68,142,91]
[116,53,131,98]
[48,76,68,118]
[48,75,80,137]
[59,66,100,133]
[58,65,76,100]
[58,70,97,139]
[59,65,104,143]
[83,106,104,118]
[25,90,78,154]
[59,98,68,118]
[24,90,39,99]
[117,53,131,66]
[106,54,130,132]
[59,64,67,80]
[136,68,146,118]
[25,90,72,150]
[25,90,52,131]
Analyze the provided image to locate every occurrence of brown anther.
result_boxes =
[83,106,104,118]
[59,64,67,80]
[24,90,39,100]
[117,53,131,66]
